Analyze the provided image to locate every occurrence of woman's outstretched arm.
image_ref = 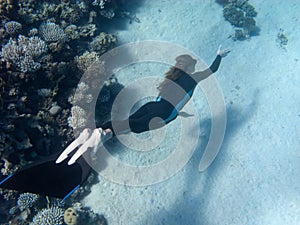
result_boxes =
[192,45,230,82]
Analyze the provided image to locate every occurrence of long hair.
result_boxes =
[157,67,183,91]
[157,54,196,91]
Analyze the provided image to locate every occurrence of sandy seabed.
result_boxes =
[82,1,300,224]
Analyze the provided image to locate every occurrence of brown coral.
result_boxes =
[0,0,15,15]
[89,32,117,55]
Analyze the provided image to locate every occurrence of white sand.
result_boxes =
[82,1,300,224]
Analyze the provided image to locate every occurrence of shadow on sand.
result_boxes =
[139,91,260,224]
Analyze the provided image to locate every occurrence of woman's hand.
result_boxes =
[217,45,231,57]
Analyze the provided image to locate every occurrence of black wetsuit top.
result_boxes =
[103,55,222,135]
[156,55,222,123]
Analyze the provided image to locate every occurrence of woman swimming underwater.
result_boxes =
[0,46,229,199]
[56,45,230,165]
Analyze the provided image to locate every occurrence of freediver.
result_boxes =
[56,45,230,165]
[0,45,230,199]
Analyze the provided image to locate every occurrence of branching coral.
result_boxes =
[1,158,18,175]
[60,3,83,24]
[79,24,97,37]
[30,206,64,225]
[4,21,22,36]
[39,22,67,42]
[17,0,38,23]
[0,0,14,15]
[0,35,47,73]
[89,32,117,55]
[92,0,111,9]
[68,105,87,130]
[74,51,99,72]
[17,193,39,211]
[65,25,80,40]
[68,82,93,105]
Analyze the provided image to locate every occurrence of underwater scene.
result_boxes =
[0,0,299,224]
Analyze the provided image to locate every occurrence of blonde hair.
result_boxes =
[157,55,196,91]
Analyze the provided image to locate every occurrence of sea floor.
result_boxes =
[82,1,300,224]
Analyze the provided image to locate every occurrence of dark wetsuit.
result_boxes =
[102,55,222,136]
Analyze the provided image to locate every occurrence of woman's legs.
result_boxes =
[57,101,174,165]
[102,101,171,136]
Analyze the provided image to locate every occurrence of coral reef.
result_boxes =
[219,0,258,40]
[30,206,64,225]
[74,51,99,72]
[1,158,18,176]
[0,35,47,73]
[68,105,87,130]
[89,32,117,55]
[17,193,39,211]
[4,21,22,36]
[17,0,38,24]
[60,3,84,24]
[78,24,97,37]
[65,25,80,40]
[92,0,111,9]
[71,202,107,225]
[39,22,67,43]
[99,8,115,19]
[68,82,93,105]
[0,0,14,16]
[0,0,139,224]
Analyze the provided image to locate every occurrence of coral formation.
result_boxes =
[0,0,14,16]
[70,202,108,225]
[4,21,22,36]
[0,35,47,73]
[60,4,83,24]
[30,206,64,225]
[28,28,38,37]
[0,0,136,223]
[276,29,288,49]
[1,158,18,175]
[17,193,39,211]
[39,22,67,43]
[68,105,87,130]
[220,0,258,40]
[68,82,93,105]
[92,0,110,9]
[74,51,99,72]
[78,24,97,37]
[89,32,117,55]
[65,25,80,40]
[99,8,115,19]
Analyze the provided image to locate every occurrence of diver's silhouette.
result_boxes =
[57,45,230,165]
[0,46,230,199]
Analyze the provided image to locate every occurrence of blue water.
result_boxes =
[0,0,299,225]
[84,1,300,224]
